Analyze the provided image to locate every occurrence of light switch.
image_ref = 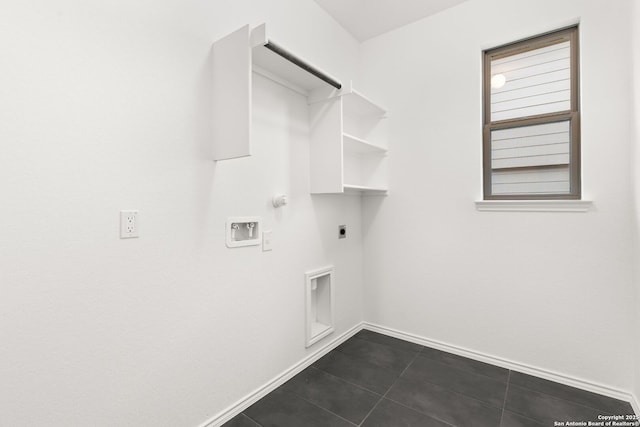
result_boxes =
[262,230,273,251]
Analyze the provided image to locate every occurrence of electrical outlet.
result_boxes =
[120,210,139,238]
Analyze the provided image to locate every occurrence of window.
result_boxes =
[483,26,580,200]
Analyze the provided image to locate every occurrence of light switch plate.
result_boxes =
[262,230,273,251]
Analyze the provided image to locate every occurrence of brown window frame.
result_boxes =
[482,26,580,200]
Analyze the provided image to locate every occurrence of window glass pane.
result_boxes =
[492,166,570,195]
[490,41,571,121]
[491,120,571,196]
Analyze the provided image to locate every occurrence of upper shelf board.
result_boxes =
[307,81,388,117]
[343,89,387,117]
[343,184,388,195]
[343,133,387,154]
[250,24,343,94]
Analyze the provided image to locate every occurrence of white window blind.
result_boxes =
[491,121,571,195]
[491,41,571,122]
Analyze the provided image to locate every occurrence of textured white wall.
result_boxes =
[360,0,637,391]
[0,1,363,426]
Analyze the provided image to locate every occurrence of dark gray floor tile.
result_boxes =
[281,367,379,424]
[313,350,398,395]
[387,376,502,427]
[231,332,635,427]
[510,371,634,415]
[506,383,608,424]
[244,388,353,427]
[419,346,509,383]
[222,413,262,427]
[355,330,423,353]
[500,410,547,427]
[361,398,452,427]
[337,337,418,373]
[401,356,507,408]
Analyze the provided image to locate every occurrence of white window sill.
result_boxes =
[475,200,593,212]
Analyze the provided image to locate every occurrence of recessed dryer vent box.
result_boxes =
[226,216,261,248]
[305,266,334,347]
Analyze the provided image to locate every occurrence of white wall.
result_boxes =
[0,1,363,426]
[360,0,637,391]
[632,0,640,408]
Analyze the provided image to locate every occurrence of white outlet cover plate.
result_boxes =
[120,210,139,238]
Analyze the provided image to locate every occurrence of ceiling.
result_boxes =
[313,0,469,41]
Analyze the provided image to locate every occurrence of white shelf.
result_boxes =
[309,83,389,196]
[343,133,387,154]
[343,184,388,195]
[343,90,387,117]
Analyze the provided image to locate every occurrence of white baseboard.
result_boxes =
[363,322,636,406]
[198,322,364,427]
[631,393,639,416]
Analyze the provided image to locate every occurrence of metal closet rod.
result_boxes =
[264,41,342,90]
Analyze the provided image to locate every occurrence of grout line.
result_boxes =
[357,331,423,355]
[415,350,510,384]
[279,389,358,426]
[303,400,359,426]
[383,351,421,398]
[498,409,548,427]
[304,366,383,396]
[279,365,378,426]
[419,341,510,384]
[387,355,506,412]
[240,412,264,427]
[333,344,417,370]
[358,350,423,426]
[379,351,457,427]
[372,328,509,386]
[314,342,413,395]
[499,370,512,426]
[357,350,421,426]
[400,374,506,411]
[349,342,422,358]
[359,330,503,423]
[503,407,557,426]
[357,395,383,427]
[508,377,634,416]
[309,364,385,396]
[383,397,457,427]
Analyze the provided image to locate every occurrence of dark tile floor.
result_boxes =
[223,330,636,427]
